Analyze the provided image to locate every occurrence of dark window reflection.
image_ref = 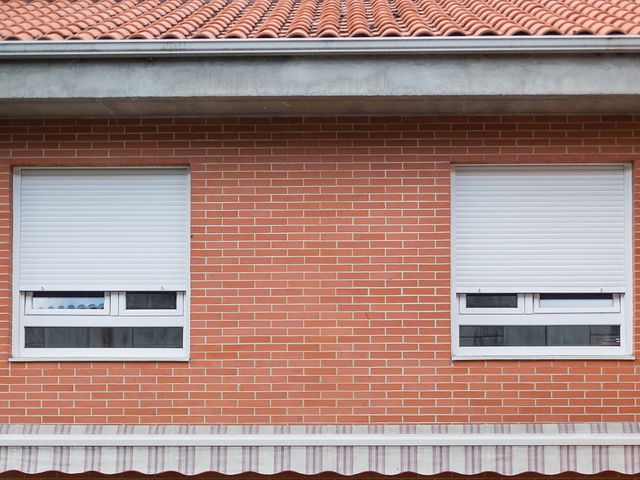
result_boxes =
[126,292,177,310]
[25,327,182,348]
[460,325,620,347]
[540,293,614,301]
[466,294,518,309]
[539,293,614,308]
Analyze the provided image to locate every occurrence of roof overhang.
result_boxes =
[2,37,640,117]
[1,423,639,475]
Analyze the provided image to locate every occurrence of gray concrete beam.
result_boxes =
[4,96,640,117]
[1,54,639,116]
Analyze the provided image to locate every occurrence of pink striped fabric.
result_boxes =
[0,423,639,476]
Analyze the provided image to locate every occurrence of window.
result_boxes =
[459,293,524,314]
[13,168,190,360]
[26,291,109,314]
[452,165,632,359]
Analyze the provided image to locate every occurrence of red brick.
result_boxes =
[0,116,638,424]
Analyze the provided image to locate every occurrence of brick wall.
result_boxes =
[0,115,638,424]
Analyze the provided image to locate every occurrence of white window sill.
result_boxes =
[452,355,635,361]
[9,356,190,363]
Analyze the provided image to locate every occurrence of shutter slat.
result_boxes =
[18,169,189,291]
[453,165,628,293]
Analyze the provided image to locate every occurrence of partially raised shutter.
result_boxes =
[17,169,189,291]
[453,165,629,293]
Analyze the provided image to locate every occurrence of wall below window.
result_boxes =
[0,115,638,424]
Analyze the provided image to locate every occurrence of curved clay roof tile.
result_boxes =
[224,29,248,37]
[468,26,496,35]
[523,20,558,34]
[68,32,96,40]
[37,32,66,40]
[255,0,294,35]
[2,0,640,40]
[98,30,127,39]
[50,26,79,36]
[284,0,316,37]
[588,22,621,34]
[255,28,278,37]
[6,32,36,40]
[286,27,310,38]
[160,30,187,38]
[191,29,218,38]
[379,26,403,36]
[317,27,341,37]
[409,27,431,36]
[438,24,467,36]
[616,1,640,14]
[571,26,594,34]
[458,19,488,34]
[349,26,372,36]
[546,18,582,34]
[129,30,157,39]
[503,25,530,35]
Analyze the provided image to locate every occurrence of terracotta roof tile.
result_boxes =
[2,0,640,40]
[254,0,294,37]
[285,0,316,37]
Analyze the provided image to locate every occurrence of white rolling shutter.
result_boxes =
[17,169,189,291]
[453,165,629,293]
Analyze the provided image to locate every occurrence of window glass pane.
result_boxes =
[465,294,518,309]
[589,325,622,346]
[539,293,614,308]
[126,292,177,310]
[88,327,132,348]
[25,327,182,348]
[459,326,505,347]
[31,292,105,310]
[24,327,44,348]
[460,325,620,347]
[504,325,546,346]
[546,325,589,346]
[132,327,183,348]
[25,327,89,348]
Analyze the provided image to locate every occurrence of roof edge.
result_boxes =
[3,35,640,59]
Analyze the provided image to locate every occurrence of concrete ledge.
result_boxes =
[4,95,640,117]
[1,54,640,116]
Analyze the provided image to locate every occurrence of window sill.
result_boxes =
[9,356,190,362]
[452,354,635,361]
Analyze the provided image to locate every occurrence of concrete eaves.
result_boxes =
[1,52,639,116]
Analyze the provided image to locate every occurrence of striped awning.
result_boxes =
[1,424,640,476]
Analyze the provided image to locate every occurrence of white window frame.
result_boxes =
[451,164,633,360]
[11,167,190,362]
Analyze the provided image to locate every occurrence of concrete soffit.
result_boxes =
[1,37,640,116]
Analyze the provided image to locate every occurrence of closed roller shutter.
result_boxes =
[17,168,189,291]
[453,165,629,293]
